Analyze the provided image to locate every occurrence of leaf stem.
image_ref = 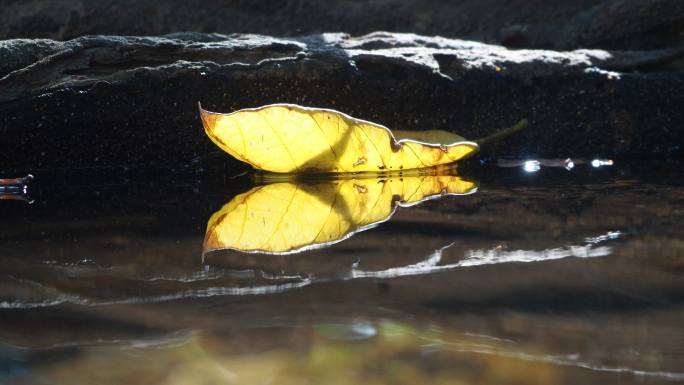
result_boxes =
[475,119,528,146]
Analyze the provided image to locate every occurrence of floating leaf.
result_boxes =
[199,104,478,173]
[203,174,477,255]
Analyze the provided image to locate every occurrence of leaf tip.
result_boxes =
[202,225,219,254]
[198,103,216,133]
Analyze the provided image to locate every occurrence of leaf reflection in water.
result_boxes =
[203,172,477,255]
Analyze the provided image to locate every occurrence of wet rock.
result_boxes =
[1,0,683,51]
[0,32,683,172]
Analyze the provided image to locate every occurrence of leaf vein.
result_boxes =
[311,187,340,242]
[404,144,428,167]
[260,185,299,250]
[259,111,299,171]
[309,113,340,165]
[357,124,387,168]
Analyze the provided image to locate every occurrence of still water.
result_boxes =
[1,159,683,384]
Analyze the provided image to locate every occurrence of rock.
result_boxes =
[0,0,683,51]
[0,32,683,172]
[0,39,65,79]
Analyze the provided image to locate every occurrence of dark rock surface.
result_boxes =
[1,0,683,51]
[1,32,683,172]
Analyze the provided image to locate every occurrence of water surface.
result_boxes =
[1,160,683,384]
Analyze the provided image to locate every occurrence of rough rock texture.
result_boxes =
[1,0,683,51]
[1,32,683,172]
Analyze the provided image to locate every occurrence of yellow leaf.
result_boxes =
[199,104,478,173]
[203,174,477,254]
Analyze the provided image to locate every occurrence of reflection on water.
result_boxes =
[0,175,33,203]
[204,174,476,254]
[0,228,622,307]
[350,230,617,279]
[1,161,684,384]
[3,318,683,384]
[497,158,613,172]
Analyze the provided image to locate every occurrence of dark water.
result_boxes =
[1,159,683,384]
